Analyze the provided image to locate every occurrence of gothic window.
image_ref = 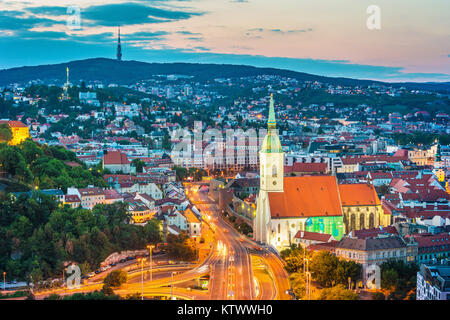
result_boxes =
[360,214,365,229]
[350,214,356,231]
[272,165,277,177]
[261,164,264,177]
[369,213,375,229]
[278,224,281,233]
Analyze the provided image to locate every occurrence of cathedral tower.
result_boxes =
[254,94,284,244]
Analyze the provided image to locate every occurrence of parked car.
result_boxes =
[87,272,95,278]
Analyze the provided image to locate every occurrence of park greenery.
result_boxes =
[0,123,12,142]
[0,197,162,285]
[281,245,362,300]
[103,270,128,288]
[0,139,107,192]
[380,260,418,300]
[391,132,450,147]
[165,232,198,261]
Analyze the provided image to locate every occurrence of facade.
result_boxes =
[68,187,105,210]
[64,194,81,208]
[165,210,188,231]
[103,150,132,174]
[339,183,391,234]
[184,207,202,238]
[417,263,450,300]
[336,235,418,288]
[294,231,335,247]
[0,120,30,145]
[128,199,155,224]
[408,233,450,264]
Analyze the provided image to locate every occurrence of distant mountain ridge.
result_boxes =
[0,58,449,92]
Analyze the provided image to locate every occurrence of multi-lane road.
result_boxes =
[186,183,290,300]
[30,182,290,300]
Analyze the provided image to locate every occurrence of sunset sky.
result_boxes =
[0,0,449,82]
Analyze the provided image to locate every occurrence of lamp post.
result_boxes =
[137,257,146,300]
[305,258,311,300]
[3,272,5,292]
[147,245,155,282]
[171,271,177,300]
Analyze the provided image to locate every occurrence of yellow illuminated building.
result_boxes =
[0,120,30,146]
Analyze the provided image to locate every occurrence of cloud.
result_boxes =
[27,6,68,16]
[176,31,201,35]
[0,13,62,31]
[123,31,169,41]
[246,27,313,37]
[82,3,204,26]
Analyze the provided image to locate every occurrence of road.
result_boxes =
[186,183,290,300]
[31,182,290,300]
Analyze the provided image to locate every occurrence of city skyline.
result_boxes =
[0,0,449,82]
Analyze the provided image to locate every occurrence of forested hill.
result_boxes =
[1,58,449,92]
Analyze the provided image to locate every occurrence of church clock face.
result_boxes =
[273,181,277,185]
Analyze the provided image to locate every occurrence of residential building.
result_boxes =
[417,263,450,300]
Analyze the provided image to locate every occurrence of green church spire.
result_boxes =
[261,93,282,153]
[268,93,276,129]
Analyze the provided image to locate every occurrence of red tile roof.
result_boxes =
[64,195,81,203]
[352,226,398,239]
[285,162,327,173]
[268,176,342,218]
[0,120,27,128]
[103,150,130,165]
[338,183,381,206]
[294,231,333,242]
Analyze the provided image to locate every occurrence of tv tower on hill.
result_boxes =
[117,26,122,61]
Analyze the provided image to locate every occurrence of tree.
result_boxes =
[103,270,127,288]
[101,284,115,296]
[166,232,198,261]
[381,269,398,291]
[371,292,386,300]
[44,293,63,300]
[172,166,188,182]
[309,251,339,287]
[0,124,12,142]
[0,145,32,182]
[20,139,43,163]
[290,272,307,299]
[280,244,307,273]
[334,259,362,288]
[316,284,359,300]
[162,133,171,150]
[131,159,145,173]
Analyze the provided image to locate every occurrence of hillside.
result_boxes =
[1,58,449,92]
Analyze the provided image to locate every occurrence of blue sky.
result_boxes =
[0,0,449,82]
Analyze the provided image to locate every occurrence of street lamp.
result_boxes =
[137,257,146,301]
[147,244,155,282]
[305,258,312,300]
[171,271,177,300]
[3,272,5,292]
